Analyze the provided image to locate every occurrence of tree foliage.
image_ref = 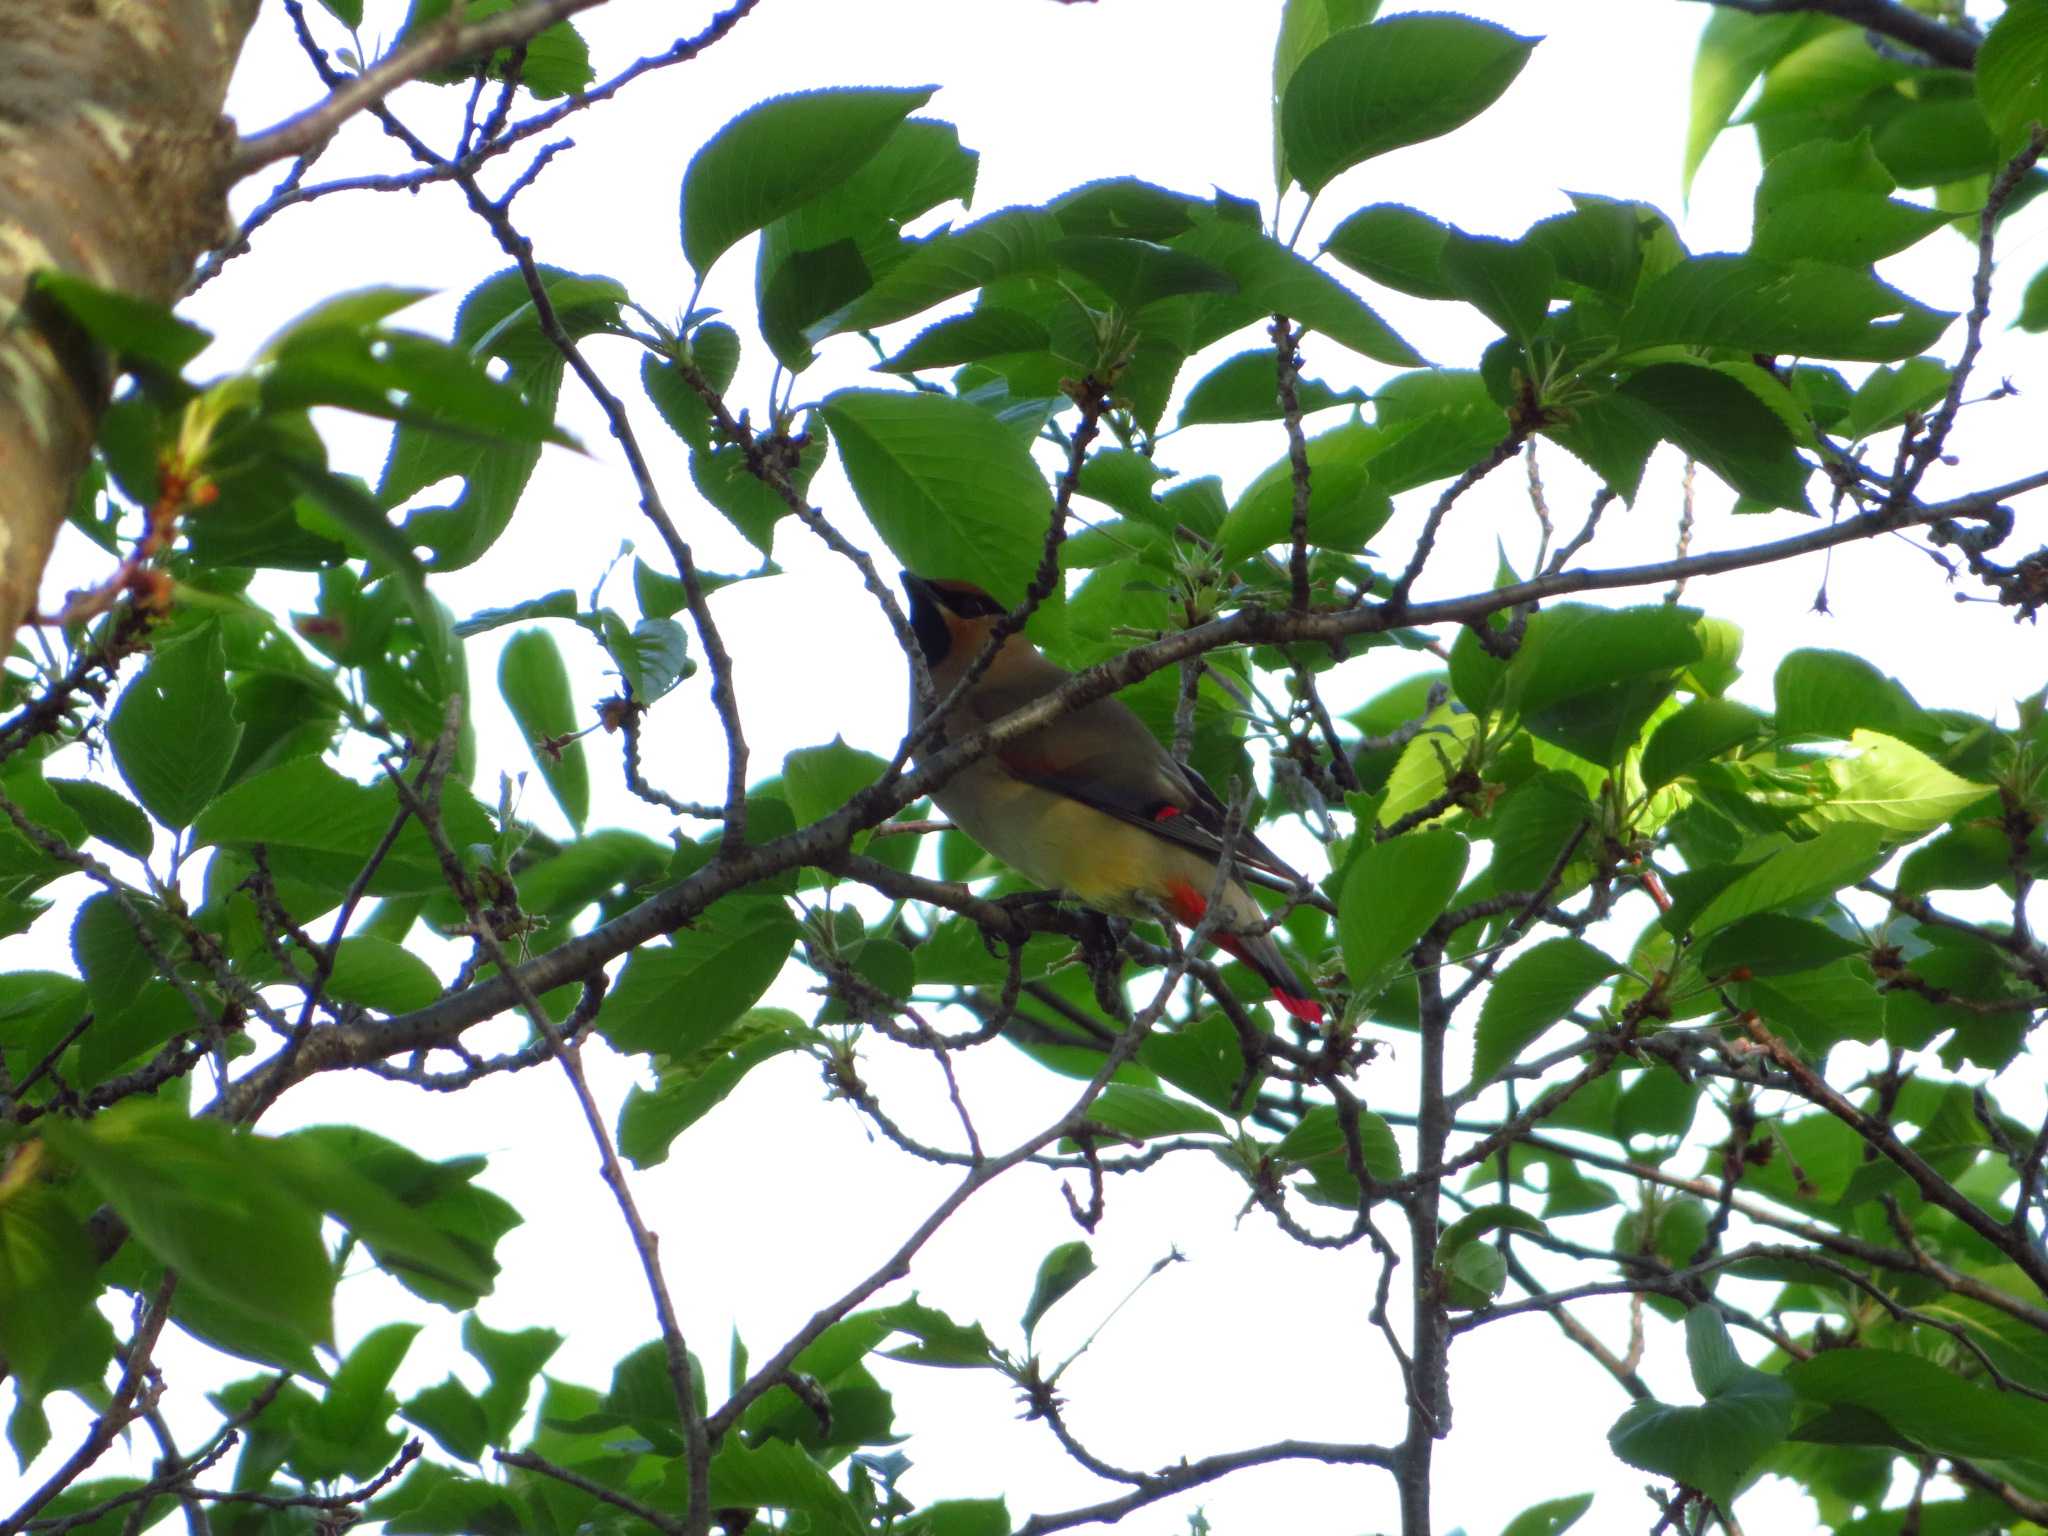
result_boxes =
[3,2,2048,1534]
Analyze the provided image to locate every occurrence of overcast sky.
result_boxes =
[16,2,2048,1532]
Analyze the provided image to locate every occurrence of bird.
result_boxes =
[899,572,1324,1026]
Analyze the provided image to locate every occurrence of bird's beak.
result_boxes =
[900,571,935,606]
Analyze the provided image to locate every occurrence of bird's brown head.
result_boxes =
[901,573,1005,668]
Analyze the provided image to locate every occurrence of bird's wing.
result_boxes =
[969,688,1304,886]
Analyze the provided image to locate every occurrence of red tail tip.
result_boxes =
[1273,989,1325,1027]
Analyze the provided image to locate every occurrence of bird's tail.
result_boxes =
[1160,878,1326,1026]
[1215,928,1326,1027]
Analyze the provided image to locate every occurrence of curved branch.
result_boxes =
[1677,0,1979,71]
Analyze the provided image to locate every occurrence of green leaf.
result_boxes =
[1978,0,2048,153]
[708,1438,865,1536]
[289,463,433,619]
[877,308,1050,373]
[1273,0,1383,185]
[1789,1347,2048,1461]
[1081,1083,1226,1142]
[1641,698,1766,791]
[42,1104,335,1347]
[903,1499,1012,1536]
[403,1377,489,1462]
[1272,1104,1402,1179]
[276,1126,515,1309]
[453,590,578,638]
[1806,730,1992,834]
[642,322,740,453]
[1699,914,1862,979]
[1752,138,1953,268]
[1052,178,1206,239]
[680,87,935,276]
[1367,368,1510,493]
[1052,235,1236,311]
[1684,12,1827,194]
[28,271,211,373]
[0,1185,97,1395]
[1843,357,1950,440]
[1174,217,1421,365]
[381,266,624,571]
[1608,1308,1794,1509]
[1470,938,1617,1088]
[1323,203,1455,299]
[1178,348,1366,427]
[1021,1240,1095,1340]
[1441,230,1554,346]
[1340,827,1468,995]
[1691,823,1889,937]
[619,1009,817,1168]
[498,629,588,831]
[1500,1493,1594,1536]
[824,207,1060,334]
[1504,603,1704,721]
[1280,15,1537,194]
[1437,1203,1546,1305]
[1215,418,1394,566]
[193,756,495,897]
[1622,256,1955,364]
[599,897,799,1056]
[783,738,887,827]
[323,936,444,1013]
[690,425,827,557]
[1615,362,1812,510]
[822,388,1050,605]
[1735,959,1884,1052]
[1774,649,1923,740]
[107,623,242,829]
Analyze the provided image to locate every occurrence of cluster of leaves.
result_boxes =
[2,1,2047,1534]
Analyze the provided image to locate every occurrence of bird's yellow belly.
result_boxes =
[935,764,1246,921]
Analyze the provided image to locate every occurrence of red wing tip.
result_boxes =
[1274,990,1325,1027]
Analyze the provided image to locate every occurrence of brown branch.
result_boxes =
[1013,1438,1396,1536]
[235,0,610,173]
[1271,315,1313,611]
[1675,0,1979,70]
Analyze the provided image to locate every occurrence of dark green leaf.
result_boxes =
[1608,1308,1794,1508]
[1340,827,1468,995]
[28,271,210,373]
[1691,823,1889,937]
[1080,1083,1226,1142]
[689,425,827,557]
[1790,1347,2048,1461]
[1623,256,1955,364]
[1174,217,1421,365]
[1978,0,2048,152]
[42,1104,335,1346]
[599,897,799,1056]
[824,207,1061,334]
[877,308,1051,373]
[498,629,588,830]
[1021,1240,1095,1340]
[1641,698,1766,790]
[641,322,741,454]
[1441,230,1554,345]
[1470,938,1617,1088]
[1323,203,1454,298]
[1501,1493,1595,1536]
[1177,347,1366,426]
[1052,236,1235,312]
[1280,15,1537,193]
[619,1009,817,1167]
[1774,649,1923,740]
[681,87,935,276]
[1215,419,1393,565]
[822,388,1050,605]
[107,623,241,829]
[1616,362,1812,510]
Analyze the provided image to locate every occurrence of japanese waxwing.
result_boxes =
[901,572,1324,1026]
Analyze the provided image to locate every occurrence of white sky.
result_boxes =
[11,2,2048,1533]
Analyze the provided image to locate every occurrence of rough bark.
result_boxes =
[0,0,258,640]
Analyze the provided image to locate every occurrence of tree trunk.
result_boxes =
[0,0,258,639]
